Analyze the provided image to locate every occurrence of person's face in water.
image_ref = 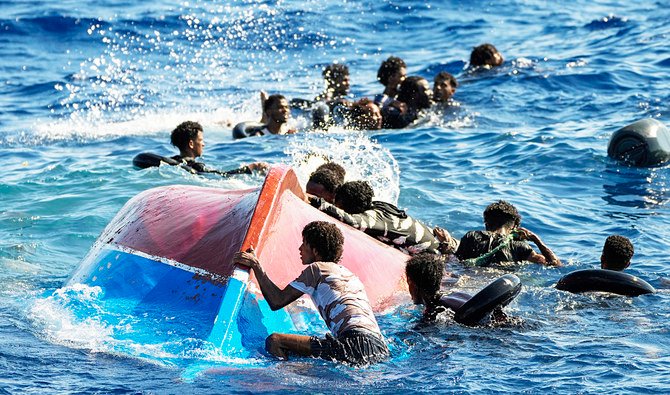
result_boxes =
[415,79,433,109]
[388,67,406,91]
[355,102,382,130]
[267,98,290,124]
[329,73,350,97]
[306,181,336,203]
[299,238,319,265]
[433,77,456,102]
[189,131,205,157]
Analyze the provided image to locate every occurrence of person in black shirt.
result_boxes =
[455,200,561,267]
[170,121,267,175]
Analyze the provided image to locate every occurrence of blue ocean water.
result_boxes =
[1,0,669,393]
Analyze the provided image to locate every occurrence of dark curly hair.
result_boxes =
[302,221,344,263]
[308,169,342,195]
[322,63,349,81]
[397,76,431,110]
[335,181,374,214]
[348,98,382,130]
[377,56,406,86]
[602,235,634,270]
[470,43,503,67]
[263,94,287,113]
[483,200,521,231]
[170,121,203,151]
[435,71,458,88]
[405,253,444,297]
[315,162,346,184]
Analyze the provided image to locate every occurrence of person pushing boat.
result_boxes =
[232,221,389,366]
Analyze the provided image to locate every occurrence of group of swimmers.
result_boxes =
[232,43,505,137]
[145,44,639,367]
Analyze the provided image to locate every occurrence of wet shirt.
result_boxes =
[455,230,534,266]
[170,155,251,176]
[289,261,382,337]
[310,197,440,255]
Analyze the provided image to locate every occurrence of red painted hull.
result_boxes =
[103,164,408,311]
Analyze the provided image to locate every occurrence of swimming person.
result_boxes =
[308,180,441,254]
[374,56,407,109]
[405,253,510,323]
[455,200,562,266]
[232,221,389,366]
[432,72,458,104]
[313,63,353,129]
[382,76,433,129]
[168,121,267,175]
[315,63,351,104]
[347,98,383,130]
[600,235,634,271]
[469,43,504,68]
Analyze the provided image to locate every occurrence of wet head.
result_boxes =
[433,72,458,103]
[264,95,291,124]
[349,98,383,130]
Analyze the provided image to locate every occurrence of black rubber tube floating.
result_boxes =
[556,269,655,297]
[608,118,670,167]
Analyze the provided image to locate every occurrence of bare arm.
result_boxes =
[516,227,562,267]
[232,250,304,310]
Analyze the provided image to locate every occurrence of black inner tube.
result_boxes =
[556,269,655,297]
[454,274,522,326]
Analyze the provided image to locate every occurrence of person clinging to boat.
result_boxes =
[232,221,389,366]
[307,180,443,255]
[454,200,562,267]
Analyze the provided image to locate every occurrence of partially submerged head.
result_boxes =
[377,56,407,93]
[483,200,521,232]
[601,235,634,271]
[323,63,350,98]
[334,180,374,214]
[263,94,290,125]
[171,121,204,158]
[300,221,344,264]
[397,76,433,111]
[306,169,342,203]
[470,43,504,68]
[405,253,444,304]
[315,162,346,184]
[349,98,383,130]
[433,72,458,102]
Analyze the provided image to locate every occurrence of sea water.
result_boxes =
[1,0,669,393]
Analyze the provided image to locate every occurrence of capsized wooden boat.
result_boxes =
[67,164,409,355]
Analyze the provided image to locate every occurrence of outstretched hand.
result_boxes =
[233,248,261,270]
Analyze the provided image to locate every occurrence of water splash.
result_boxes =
[286,131,400,204]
